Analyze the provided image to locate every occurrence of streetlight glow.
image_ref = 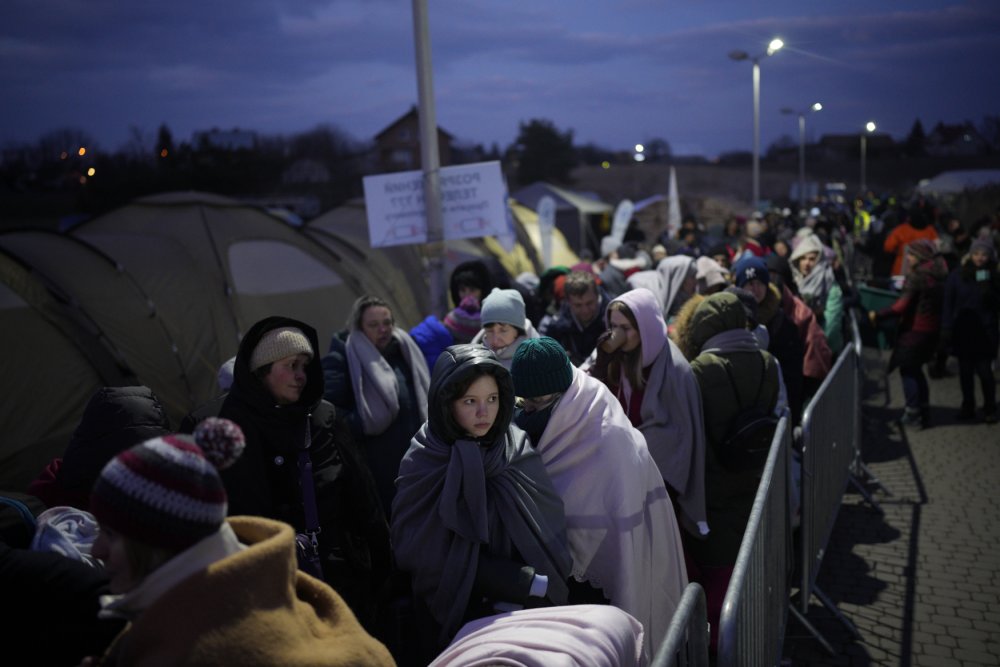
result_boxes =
[811,102,823,112]
[729,36,785,208]
[635,144,644,153]
[78,147,86,156]
[87,167,96,177]
[860,120,877,193]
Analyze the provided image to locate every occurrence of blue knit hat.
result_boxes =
[732,256,770,288]
[511,337,573,398]
[481,288,526,329]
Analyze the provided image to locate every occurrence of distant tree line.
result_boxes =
[2,113,997,223]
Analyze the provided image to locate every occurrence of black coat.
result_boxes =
[184,316,390,628]
[538,290,610,366]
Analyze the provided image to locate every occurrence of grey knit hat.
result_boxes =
[481,288,526,329]
[511,337,573,398]
[250,326,313,371]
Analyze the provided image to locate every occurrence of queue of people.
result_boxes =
[4,199,996,666]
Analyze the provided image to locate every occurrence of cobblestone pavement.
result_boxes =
[782,348,1000,666]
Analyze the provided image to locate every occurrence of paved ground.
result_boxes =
[782,347,1000,666]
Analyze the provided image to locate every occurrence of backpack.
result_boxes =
[719,354,778,472]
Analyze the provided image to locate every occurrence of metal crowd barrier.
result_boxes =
[792,345,862,653]
[846,309,892,512]
[716,413,791,667]
[651,583,709,667]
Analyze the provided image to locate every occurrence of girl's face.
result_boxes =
[608,309,641,353]
[458,285,482,302]
[92,525,140,594]
[263,353,310,405]
[483,323,518,351]
[797,251,820,277]
[452,374,500,438]
[970,249,990,268]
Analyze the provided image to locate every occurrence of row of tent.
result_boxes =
[0,190,582,492]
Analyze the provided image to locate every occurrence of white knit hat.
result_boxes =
[250,326,313,371]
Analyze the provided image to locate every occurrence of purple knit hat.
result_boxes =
[90,418,245,551]
[443,295,482,343]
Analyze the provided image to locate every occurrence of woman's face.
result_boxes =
[92,525,140,594]
[483,323,518,351]
[970,249,990,268]
[361,305,394,350]
[797,251,820,277]
[263,353,310,405]
[452,374,500,438]
[608,308,641,353]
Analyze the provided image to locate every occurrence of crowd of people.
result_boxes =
[1,193,997,666]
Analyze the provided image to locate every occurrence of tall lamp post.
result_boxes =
[730,38,784,210]
[860,120,876,195]
[781,102,822,211]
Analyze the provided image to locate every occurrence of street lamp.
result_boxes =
[730,37,784,209]
[860,121,876,194]
[781,102,822,211]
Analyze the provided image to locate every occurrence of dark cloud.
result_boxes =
[1,0,997,156]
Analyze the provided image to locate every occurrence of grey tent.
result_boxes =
[0,192,421,492]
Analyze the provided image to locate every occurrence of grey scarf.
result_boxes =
[345,327,429,436]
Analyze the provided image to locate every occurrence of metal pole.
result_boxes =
[752,59,761,209]
[798,113,806,211]
[412,0,447,317]
[860,134,867,194]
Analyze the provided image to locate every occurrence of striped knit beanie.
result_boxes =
[443,295,482,343]
[90,418,245,551]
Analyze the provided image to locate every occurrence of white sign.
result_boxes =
[610,199,634,245]
[363,161,508,248]
[536,195,556,269]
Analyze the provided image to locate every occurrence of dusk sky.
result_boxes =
[2,0,998,159]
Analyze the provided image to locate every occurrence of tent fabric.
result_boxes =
[916,169,1000,195]
[0,193,414,493]
[2,191,578,494]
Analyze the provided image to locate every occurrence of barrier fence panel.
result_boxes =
[795,346,862,649]
[847,309,892,509]
[716,414,791,667]
[651,583,709,667]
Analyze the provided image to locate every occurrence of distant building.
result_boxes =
[374,106,453,172]
[924,121,991,157]
[192,128,258,151]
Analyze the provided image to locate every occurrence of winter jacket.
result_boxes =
[685,293,780,567]
[28,386,171,512]
[190,316,391,629]
[756,284,806,422]
[884,223,939,276]
[96,517,394,666]
[876,257,947,370]
[943,260,1000,360]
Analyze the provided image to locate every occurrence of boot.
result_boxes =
[920,406,932,429]
[956,403,976,420]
